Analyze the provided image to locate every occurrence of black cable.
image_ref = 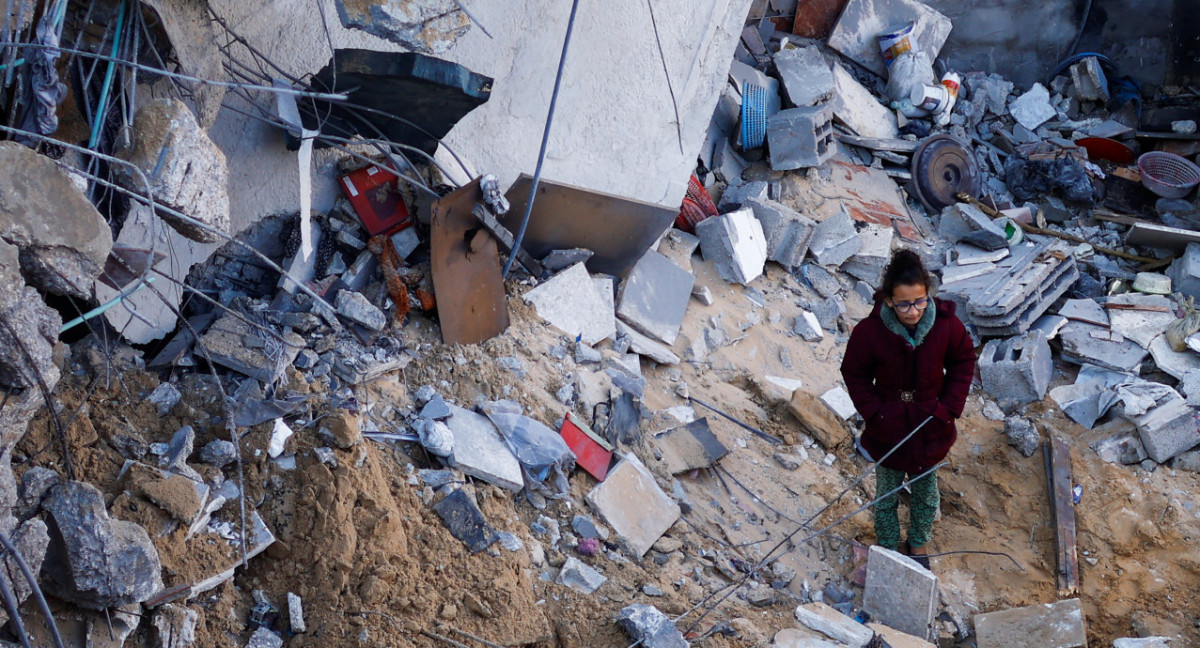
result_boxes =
[502,0,581,278]
[0,530,65,648]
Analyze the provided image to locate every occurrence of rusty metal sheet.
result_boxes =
[502,175,677,277]
[430,179,509,345]
[1046,432,1080,597]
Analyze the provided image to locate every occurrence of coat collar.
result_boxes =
[881,299,936,346]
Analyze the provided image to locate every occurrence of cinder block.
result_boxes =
[744,198,816,269]
[695,207,768,286]
[1125,393,1200,463]
[616,250,694,345]
[808,209,862,267]
[979,331,1052,405]
[863,546,937,640]
[974,598,1087,648]
[768,105,835,170]
[774,45,834,107]
[1069,56,1109,103]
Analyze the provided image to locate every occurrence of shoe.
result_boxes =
[904,541,931,570]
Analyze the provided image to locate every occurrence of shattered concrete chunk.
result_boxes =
[794,602,873,647]
[616,321,680,365]
[774,45,834,107]
[246,627,283,648]
[115,98,230,244]
[557,556,606,594]
[974,598,1086,648]
[695,207,768,286]
[979,331,1052,405]
[1003,416,1040,457]
[335,290,387,331]
[334,0,469,54]
[0,142,112,299]
[616,604,688,648]
[744,199,816,269]
[808,209,862,267]
[616,250,694,345]
[524,263,615,346]
[830,64,898,139]
[152,604,199,648]
[793,311,824,341]
[0,518,49,627]
[445,405,523,491]
[841,222,894,287]
[717,181,769,213]
[1008,83,1056,131]
[196,314,305,384]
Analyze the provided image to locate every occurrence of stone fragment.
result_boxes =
[1069,56,1109,103]
[768,105,836,170]
[794,311,824,341]
[616,321,680,366]
[788,390,849,449]
[974,598,1087,648]
[717,181,769,212]
[1003,416,1040,457]
[163,425,196,475]
[556,556,606,594]
[197,314,305,383]
[287,592,306,633]
[153,604,199,648]
[444,405,523,491]
[16,467,58,520]
[115,98,230,243]
[0,142,113,298]
[773,628,843,647]
[1008,83,1056,131]
[334,290,387,331]
[841,223,894,287]
[695,207,768,286]
[794,602,873,648]
[820,387,858,420]
[333,0,468,54]
[41,481,163,609]
[937,203,1007,246]
[867,623,936,648]
[808,209,862,267]
[586,455,680,558]
[691,284,714,305]
[149,383,181,417]
[0,518,49,627]
[525,263,615,346]
[433,489,497,554]
[979,331,1052,405]
[744,199,816,268]
[1058,299,1109,326]
[1090,428,1148,465]
[245,627,283,648]
[863,546,937,640]
[775,45,834,107]
[615,604,688,648]
[615,250,694,345]
[830,64,898,139]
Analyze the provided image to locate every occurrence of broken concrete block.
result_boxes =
[803,263,842,298]
[808,209,862,267]
[768,105,836,170]
[863,546,937,640]
[616,321,680,365]
[979,331,1052,405]
[744,198,816,269]
[691,284,714,305]
[434,488,497,553]
[616,604,688,648]
[334,0,468,54]
[1003,416,1040,457]
[717,180,769,212]
[788,390,849,449]
[830,64,899,139]
[794,602,873,648]
[713,138,748,185]
[1090,428,1148,465]
[116,98,230,244]
[0,142,113,299]
[820,387,858,421]
[867,623,936,648]
[1008,83,1057,131]
[541,248,595,273]
[842,223,894,287]
[1107,294,1175,348]
[775,45,834,107]
[695,207,768,286]
[794,310,824,341]
[616,250,694,345]
[1112,639,1171,648]
[1059,322,1147,373]
[1117,387,1200,463]
[196,314,305,385]
[152,604,199,648]
[653,418,728,474]
[42,481,163,609]
[937,203,1007,246]
[557,556,607,594]
[1069,56,1109,103]
[586,454,680,558]
[827,0,951,78]
[1167,242,1200,301]
[246,627,284,648]
[524,263,615,346]
[974,598,1087,648]
[656,229,699,273]
[334,290,387,331]
[773,628,843,647]
[1148,334,1200,380]
[444,405,523,491]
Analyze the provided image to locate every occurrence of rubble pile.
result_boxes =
[0,0,1196,647]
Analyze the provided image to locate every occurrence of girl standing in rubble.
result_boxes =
[840,249,976,568]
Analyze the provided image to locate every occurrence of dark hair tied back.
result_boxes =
[875,249,932,302]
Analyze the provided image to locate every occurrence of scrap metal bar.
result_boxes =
[471,203,545,278]
[1046,433,1080,597]
[688,396,782,445]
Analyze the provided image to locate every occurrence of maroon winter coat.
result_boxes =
[840,298,976,474]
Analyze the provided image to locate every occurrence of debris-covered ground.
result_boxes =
[1,0,1200,647]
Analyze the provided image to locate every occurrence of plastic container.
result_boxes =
[877,22,916,68]
[740,81,769,149]
[1137,151,1200,199]
[911,83,950,113]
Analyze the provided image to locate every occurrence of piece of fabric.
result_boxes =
[841,298,976,474]
[875,466,940,549]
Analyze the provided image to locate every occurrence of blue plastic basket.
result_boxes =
[741,81,768,150]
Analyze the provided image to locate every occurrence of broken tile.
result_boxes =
[830,64,899,139]
[1009,83,1057,131]
[433,489,498,554]
[615,321,680,365]
[586,454,680,558]
[444,405,523,491]
[863,546,936,640]
[808,209,862,267]
[616,250,695,345]
[974,599,1087,648]
[794,602,873,648]
[1058,299,1109,326]
[524,263,615,346]
[820,386,858,420]
[652,419,729,474]
[695,207,768,286]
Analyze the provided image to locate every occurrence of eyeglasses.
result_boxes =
[891,298,930,314]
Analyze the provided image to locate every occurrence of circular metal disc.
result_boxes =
[911,135,981,212]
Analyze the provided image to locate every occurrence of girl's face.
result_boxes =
[888,283,930,327]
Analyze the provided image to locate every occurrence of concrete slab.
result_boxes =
[863,546,937,640]
[773,628,843,647]
[616,250,695,345]
[744,199,816,269]
[808,209,862,267]
[717,180,769,212]
[1107,294,1175,349]
[830,64,899,139]
[616,320,681,365]
[774,45,835,107]
[1058,299,1109,326]
[794,602,873,648]
[941,262,996,285]
[974,599,1087,648]
[444,405,523,491]
[1030,314,1068,340]
[826,0,952,78]
[1148,334,1200,380]
[586,454,680,557]
[695,207,768,286]
[1059,322,1147,373]
[524,263,615,346]
[1120,389,1200,463]
[652,418,729,474]
[955,243,1009,265]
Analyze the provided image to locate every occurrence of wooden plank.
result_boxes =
[1047,433,1080,597]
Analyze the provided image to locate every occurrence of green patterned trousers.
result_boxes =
[875,466,939,550]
